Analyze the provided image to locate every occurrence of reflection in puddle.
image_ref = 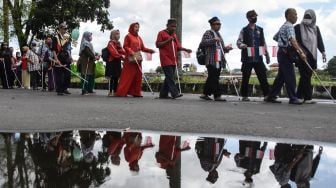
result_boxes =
[0,130,333,188]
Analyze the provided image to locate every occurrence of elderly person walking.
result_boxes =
[115,22,155,97]
[105,30,126,97]
[294,9,326,104]
[199,17,232,101]
[78,31,98,95]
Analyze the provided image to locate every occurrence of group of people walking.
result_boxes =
[0,8,326,104]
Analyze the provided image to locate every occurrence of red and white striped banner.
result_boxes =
[247,47,255,57]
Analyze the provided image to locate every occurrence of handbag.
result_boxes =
[196,45,206,65]
[128,51,143,64]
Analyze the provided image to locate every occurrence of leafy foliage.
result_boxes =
[327,56,336,77]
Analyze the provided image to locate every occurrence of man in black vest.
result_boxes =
[237,10,270,101]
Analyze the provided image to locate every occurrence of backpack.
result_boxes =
[196,44,206,65]
[101,47,110,62]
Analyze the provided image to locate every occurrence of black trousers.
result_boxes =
[203,65,221,98]
[241,62,269,97]
[30,70,39,89]
[297,61,313,100]
[160,65,179,97]
[109,76,119,92]
[0,61,14,88]
[54,66,66,93]
[268,49,298,100]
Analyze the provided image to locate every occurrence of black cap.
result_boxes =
[246,10,258,18]
[167,18,177,25]
[208,16,220,24]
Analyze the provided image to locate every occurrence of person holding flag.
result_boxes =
[237,10,270,101]
[156,18,192,99]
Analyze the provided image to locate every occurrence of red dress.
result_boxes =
[116,24,153,97]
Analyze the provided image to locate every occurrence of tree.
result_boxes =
[327,56,336,78]
[6,0,113,48]
[155,66,163,74]
[2,0,10,43]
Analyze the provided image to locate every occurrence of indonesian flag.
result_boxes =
[269,149,275,160]
[259,46,266,56]
[245,147,253,157]
[182,51,191,58]
[272,46,278,57]
[247,47,255,57]
[256,150,264,159]
[144,136,152,146]
[181,140,190,150]
[145,53,152,61]
[215,49,222,61]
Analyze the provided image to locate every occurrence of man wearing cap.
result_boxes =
[237,10,270,101]
[156,18,192,99]
[265,8,307,104]
[199,17,232,101]
[53,23,72,95]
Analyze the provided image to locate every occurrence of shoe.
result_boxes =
[289,99,303,105]
[303,99,316,104]
[133,95,143,98]
[108,92,114,97]
[81,91,88,95]
[172,93,183,99]
[214,97,227,102]
[200,94,213,100]
[264,96,281,103]
[57,92,64,96]
[63,90,71,94]
[242,97,250,101]
[159,96,172,99]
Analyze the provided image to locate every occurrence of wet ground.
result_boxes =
[0,129,334,188]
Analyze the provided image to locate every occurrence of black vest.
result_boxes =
[241,25,265,63]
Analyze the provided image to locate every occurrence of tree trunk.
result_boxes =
[170,0,183,70]
[3,0,10,43]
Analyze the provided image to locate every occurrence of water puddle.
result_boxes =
[0,130,334,188]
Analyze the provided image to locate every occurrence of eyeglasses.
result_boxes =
[212,23,221,26]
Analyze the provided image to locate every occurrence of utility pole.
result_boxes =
[170,0,182,69]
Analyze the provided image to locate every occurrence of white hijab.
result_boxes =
[300,9,318,61]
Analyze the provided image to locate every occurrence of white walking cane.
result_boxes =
[51,67,56,90]
[218,42,240,99]
[41,63,44,91]
[134,57,154,95]
[62,65,88,83]
[12,70,22,87]
[302,59,336,103]
[1,60,10,88]
[171,41,182,94]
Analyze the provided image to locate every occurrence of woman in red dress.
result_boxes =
[115,22,155,97]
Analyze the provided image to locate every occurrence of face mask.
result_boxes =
[302,18,312,25]
[250,17,257,24]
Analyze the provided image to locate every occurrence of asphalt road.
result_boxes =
[0,89,335,143]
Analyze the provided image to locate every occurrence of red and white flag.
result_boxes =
[272,46,278,57]
[256,150,264,159]
[269,149,275,160]
[247,47,255,57]
[144,136,152,146]
[245,147,253,157]
[145,53,152,61]
[181,140,190,150]
[182,51,191,58]
[259,46,266,56]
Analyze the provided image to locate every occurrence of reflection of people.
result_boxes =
[123,132,154,173]
[270,144,322,188]
[294,9,326,104]
[234,140,267,184]
[116,22,155,97]
[156,18,192,99]
[199,17,232,101]
[155,135,190,169]
[237,10,270,101]
[195,137,230,184]
[102,131,125,166]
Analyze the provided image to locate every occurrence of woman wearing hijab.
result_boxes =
[105,30,126,97]
[115,22,155,97]
[78,32,98,95]
[294,9,326,104]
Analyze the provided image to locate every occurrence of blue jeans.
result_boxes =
[160,65,179,97]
